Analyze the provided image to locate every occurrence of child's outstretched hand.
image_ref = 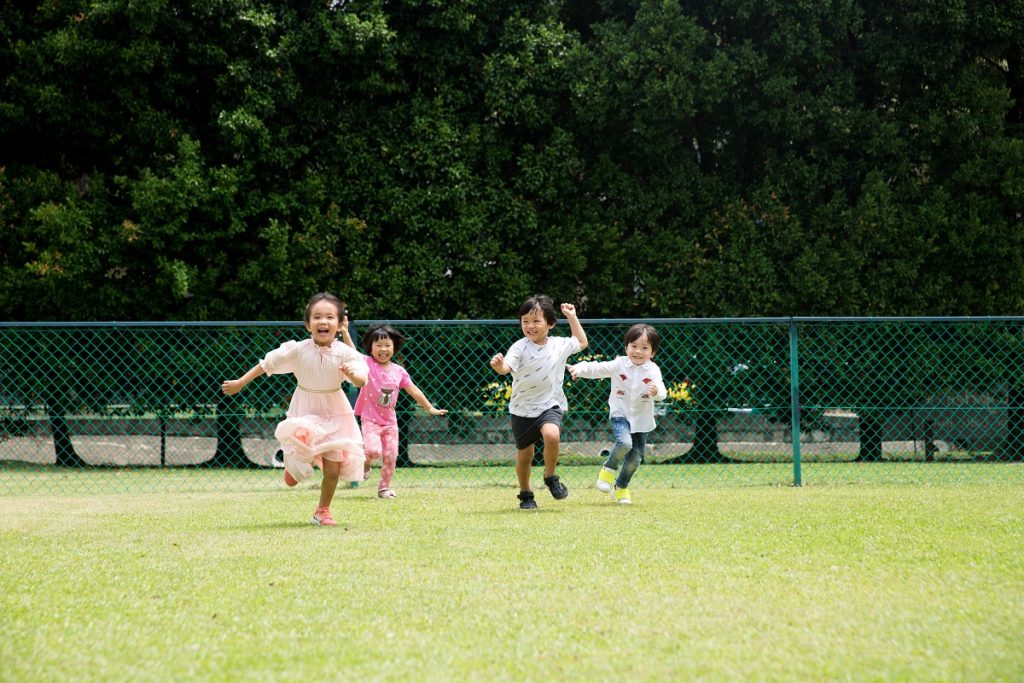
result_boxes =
[489,353,504,370]
[566,363,580,380]
[221,379,243,396]
[560,303,577,318]
[428,407,448,416]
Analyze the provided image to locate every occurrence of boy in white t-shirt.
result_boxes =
[489,295,588,509]
[568,324,666,504]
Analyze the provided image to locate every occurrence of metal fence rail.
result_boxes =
[2,318,1023,493]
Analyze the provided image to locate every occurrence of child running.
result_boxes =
[346,324,447,498]
[489,294,588,510]
[221,292,367,527]
[568,323,666,504]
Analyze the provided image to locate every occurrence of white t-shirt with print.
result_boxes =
[504,336,582,417]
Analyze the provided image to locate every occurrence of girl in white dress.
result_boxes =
[222,292,367,526]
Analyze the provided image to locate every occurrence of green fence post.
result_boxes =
[789,319,802,486]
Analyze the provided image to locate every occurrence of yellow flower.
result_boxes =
[482,380,512,410]
[667,380,694,405]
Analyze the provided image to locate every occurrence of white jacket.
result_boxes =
[571,356,666,433]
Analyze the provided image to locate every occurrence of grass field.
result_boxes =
[2,459,1023,496]
[2,473,1023,682]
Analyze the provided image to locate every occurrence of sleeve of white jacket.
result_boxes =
[650,364,668,401]
[571,359,619,379]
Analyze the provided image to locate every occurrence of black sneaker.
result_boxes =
[518,490,537,510]
[544,475,569,500]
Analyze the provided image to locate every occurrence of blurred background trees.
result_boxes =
[3,0,1022,322]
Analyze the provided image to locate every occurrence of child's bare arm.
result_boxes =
[560,303,588,351]
[405,384,447,416]
[221,364,265,396]
[490,353,511,375]
[339,315,356,349]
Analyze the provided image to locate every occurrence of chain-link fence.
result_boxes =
[2,318,1024,494]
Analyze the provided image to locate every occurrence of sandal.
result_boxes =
[377,487,397,499]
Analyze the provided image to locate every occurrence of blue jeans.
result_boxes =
[603,417,647,488]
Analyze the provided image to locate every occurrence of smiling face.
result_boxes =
[305,300,341,346]
[370,336,395,365]
[626,333,655,366]
[520,306,555,345]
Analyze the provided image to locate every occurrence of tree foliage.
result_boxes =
[2,0,1022,321]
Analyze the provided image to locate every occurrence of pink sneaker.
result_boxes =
[283,469,298,487]
[311,506,336,526]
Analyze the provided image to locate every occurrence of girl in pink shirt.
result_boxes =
[350,325,447,498]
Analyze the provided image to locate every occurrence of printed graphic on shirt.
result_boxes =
[506,336,581,417]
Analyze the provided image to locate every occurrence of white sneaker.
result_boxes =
[596,467,616,493]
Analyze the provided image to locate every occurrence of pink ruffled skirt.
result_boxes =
[275,414,364,484]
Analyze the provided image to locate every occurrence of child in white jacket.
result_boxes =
[568,324,666,504]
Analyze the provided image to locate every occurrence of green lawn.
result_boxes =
[2,478,1022,682]
[2,460,1022,496]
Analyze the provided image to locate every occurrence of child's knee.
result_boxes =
[611,434,634,455]
[540,424,561,443]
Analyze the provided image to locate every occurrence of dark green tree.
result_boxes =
[4,0,1024,321]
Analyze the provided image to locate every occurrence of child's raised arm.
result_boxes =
[339,313,356,349]
[221,364,265,396]
[560,303,588,351]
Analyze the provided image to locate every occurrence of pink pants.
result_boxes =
[361,419,399,490]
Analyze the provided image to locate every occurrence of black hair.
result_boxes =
[625,323,660,355]
[518,294,557,325]
[303,292,345,324]
[361,324,407,355]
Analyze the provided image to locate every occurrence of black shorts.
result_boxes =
[510,407,564,450]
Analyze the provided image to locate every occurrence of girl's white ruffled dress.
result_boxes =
[260,339,366,483]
